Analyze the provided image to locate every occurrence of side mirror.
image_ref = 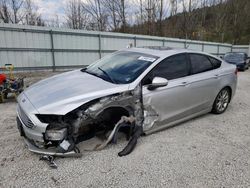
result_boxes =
[147,77,168,91]
[220,56,223,59]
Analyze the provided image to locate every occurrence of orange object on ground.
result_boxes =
[0,74,6,85]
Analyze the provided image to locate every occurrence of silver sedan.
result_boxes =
[16,47,237,156]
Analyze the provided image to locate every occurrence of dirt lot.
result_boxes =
[0,70,250,188]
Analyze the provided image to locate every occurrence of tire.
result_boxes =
[0,92,4,103]
[212,87,231,114]
[4,92,8,99]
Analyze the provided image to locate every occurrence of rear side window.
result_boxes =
[190,54,213,74]
[208,56,222,69]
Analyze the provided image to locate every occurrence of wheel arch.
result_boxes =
[96,106,132,125]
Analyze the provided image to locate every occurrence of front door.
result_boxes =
[142,53,193,131]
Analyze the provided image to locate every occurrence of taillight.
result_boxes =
[235,68,238,76]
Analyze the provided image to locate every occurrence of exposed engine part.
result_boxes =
[59,140,71,151]
[39,155,57,169]
[71,111,88,140]
[56,138,76,153]
[118,125,143,157]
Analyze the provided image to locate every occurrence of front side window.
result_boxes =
[84,51,159,84]
[190,54,213,74]
[143,54,189,85]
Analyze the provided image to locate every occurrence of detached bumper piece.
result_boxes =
[118,125,143,157]
[90,116,143,157]
[24,138,82,157]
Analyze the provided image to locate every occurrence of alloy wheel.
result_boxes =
[216,89,230,112]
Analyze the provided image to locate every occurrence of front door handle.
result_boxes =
[213,74,220,79]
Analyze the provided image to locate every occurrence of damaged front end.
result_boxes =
[17,84,145,157]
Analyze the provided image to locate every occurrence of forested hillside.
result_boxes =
[1,0,249,44]
[126,0,250,44]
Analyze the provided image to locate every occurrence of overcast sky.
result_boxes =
[32,0,192,24]
[33,0,66,23]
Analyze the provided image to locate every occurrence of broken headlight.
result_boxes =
[36,115,68,141]
[45,128,67,141]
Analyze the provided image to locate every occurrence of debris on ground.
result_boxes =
[39,155,58,169]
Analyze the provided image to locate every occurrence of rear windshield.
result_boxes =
[224,53,245,63]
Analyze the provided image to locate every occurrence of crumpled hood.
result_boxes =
[22,70,130,115]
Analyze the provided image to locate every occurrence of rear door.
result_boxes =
[186,53,221,112]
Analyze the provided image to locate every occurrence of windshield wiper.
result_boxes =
[98,67,116,84]
[83,69,100,78]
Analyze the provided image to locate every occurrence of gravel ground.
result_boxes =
[1,70,250,188]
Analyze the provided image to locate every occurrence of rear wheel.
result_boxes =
[212,88,231,114]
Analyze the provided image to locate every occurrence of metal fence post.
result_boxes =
[247,43,250,56]
[134,36,137,47]
[248,43,250,55]
[162,39,165,47]
[98,34,102,59]
[202,43,204,52]
[50,30,56,72]
[217,44,220,56]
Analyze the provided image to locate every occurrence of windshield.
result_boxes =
[83,51,159,84]
[224,53,245,63]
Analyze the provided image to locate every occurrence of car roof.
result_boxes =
[123,46,213,59]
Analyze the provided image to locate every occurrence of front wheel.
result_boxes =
[212,88,231,114]
[0,92,4,103]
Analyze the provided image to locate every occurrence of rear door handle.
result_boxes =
[180,81,189,86]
